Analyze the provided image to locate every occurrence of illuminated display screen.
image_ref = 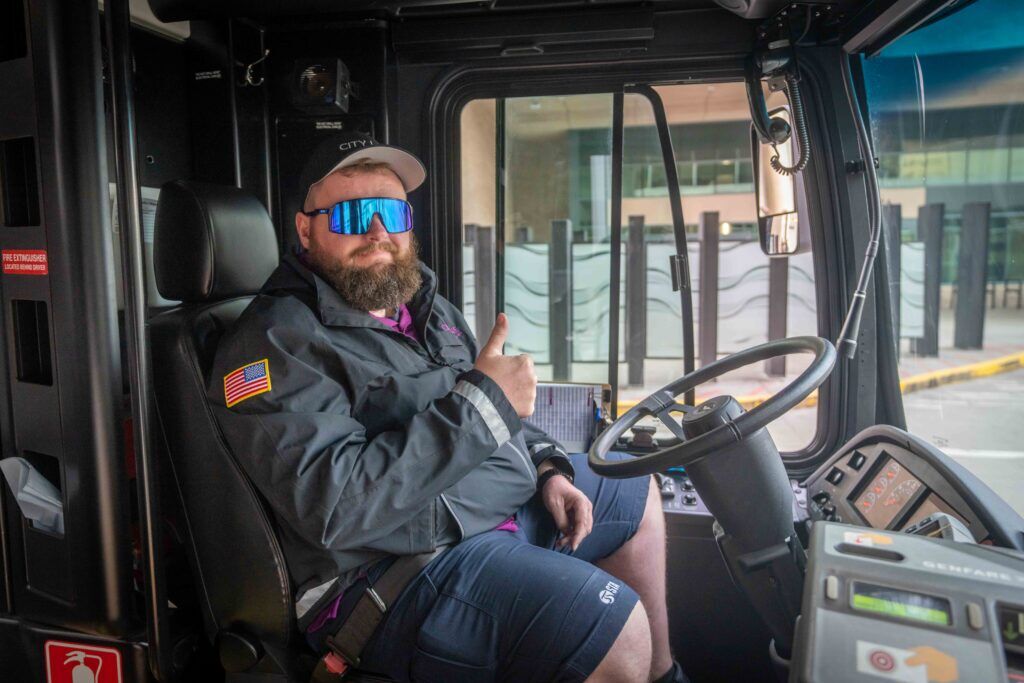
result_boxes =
[852,457,925,528]
[852,583,951,626]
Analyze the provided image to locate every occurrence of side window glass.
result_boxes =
[462,94,617,383]
[862,0,1024,514]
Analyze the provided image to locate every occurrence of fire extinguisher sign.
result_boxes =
[45,640,123,683]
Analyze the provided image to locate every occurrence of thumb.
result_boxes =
[479,313,509,357]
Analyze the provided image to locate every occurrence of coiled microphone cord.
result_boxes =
[769,73,811,176]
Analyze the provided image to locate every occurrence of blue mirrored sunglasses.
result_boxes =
[302,197,414,235]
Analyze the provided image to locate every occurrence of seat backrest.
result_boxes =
[148,180,288,655]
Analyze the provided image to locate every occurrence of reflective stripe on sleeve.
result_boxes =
[452,380,511,446]
[530,442,567,459]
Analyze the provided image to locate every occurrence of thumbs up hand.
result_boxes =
[474,313,537,417]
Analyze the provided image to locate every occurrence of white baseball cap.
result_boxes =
[303,132,426,207]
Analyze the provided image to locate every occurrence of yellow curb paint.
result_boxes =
[896,350,1024,394]
[616,350,1024,415]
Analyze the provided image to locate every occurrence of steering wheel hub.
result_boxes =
[681,396,744,438]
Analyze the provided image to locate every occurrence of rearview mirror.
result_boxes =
[751,107,809,256]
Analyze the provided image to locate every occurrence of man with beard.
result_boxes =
[208,134,686,683]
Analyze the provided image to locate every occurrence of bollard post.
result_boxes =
[699,212,719,369]
[766,258,789,376]
[913,203,944,356]
[954,202,991,349]
[474,225,496,344]
[626,216,647,387]
[550,219,573,381]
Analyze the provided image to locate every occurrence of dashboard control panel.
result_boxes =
[791,522,1024,682]
[660,470,712,515]
[803,441,988,542]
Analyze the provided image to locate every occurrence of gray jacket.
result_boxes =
[207,253,571,626]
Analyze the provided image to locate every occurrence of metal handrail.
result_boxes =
[104,0,171,678]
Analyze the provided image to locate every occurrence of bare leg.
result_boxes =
[585,601,651,683]
[595,477,672,680]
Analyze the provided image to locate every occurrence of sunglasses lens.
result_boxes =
[374,199,413,234]
[326,198,412,235]
[328,203,349,233]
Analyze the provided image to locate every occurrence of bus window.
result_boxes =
[861,0,1024,514]
[461,93,616,384]
[460,83,819,452]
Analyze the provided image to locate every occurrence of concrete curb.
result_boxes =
[617,350,1024,414]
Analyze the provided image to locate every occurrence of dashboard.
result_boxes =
[655,425,1022,550]
[802,434,995,543]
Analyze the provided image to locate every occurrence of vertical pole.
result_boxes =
[766,259,789,376]
[474,226,496,344]
[495,99,506,319]
[626,215,647,386]
[629,86,694,404]
[954,202,991,349]
[699,212,719,369]
[882,204,902,355]
[550,219,573,381]
[608,93,625,414]
[913,203,944,356]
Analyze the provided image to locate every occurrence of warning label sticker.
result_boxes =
[2,249,49,275]
[45,640,123,683]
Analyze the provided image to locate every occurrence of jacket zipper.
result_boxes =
[439,493,465,540]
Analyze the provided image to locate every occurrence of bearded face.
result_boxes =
[304,232,423,313]
[296,166,423,312]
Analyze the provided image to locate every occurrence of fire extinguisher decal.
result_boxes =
[64,651,103,683]
[45,640,123,683]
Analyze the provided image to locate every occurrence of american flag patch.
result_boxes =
[224,359,272,407]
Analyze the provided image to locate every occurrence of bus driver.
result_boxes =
[207,133,688,683]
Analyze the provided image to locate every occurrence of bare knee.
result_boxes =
[585,602,652,683]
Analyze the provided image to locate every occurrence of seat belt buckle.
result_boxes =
[323,651,349,676]
[325,633,362,671]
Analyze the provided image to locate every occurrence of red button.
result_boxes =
[868,649,896,672]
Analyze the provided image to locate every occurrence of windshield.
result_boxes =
[861,0,1024,514]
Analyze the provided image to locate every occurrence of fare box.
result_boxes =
[45,640,123,683]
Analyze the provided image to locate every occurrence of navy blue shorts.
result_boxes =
[315,451,651,683]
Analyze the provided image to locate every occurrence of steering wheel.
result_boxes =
[589,336,836,479]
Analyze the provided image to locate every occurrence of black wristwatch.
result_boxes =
[537,461,574,490]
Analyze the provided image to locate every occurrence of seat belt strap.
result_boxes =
[312,548,443,681]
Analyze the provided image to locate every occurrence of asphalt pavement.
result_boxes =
[902,367,1024,516]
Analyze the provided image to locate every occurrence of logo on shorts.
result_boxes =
[599,581,621,604]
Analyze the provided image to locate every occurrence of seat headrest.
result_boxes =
[155,180,279,302]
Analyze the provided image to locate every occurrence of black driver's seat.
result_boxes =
[149,180,389,682]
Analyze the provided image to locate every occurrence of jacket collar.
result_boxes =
[264,252,438,330]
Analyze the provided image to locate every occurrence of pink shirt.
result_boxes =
[369,304,419,342]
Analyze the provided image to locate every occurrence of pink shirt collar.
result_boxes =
[369,304,419,342]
